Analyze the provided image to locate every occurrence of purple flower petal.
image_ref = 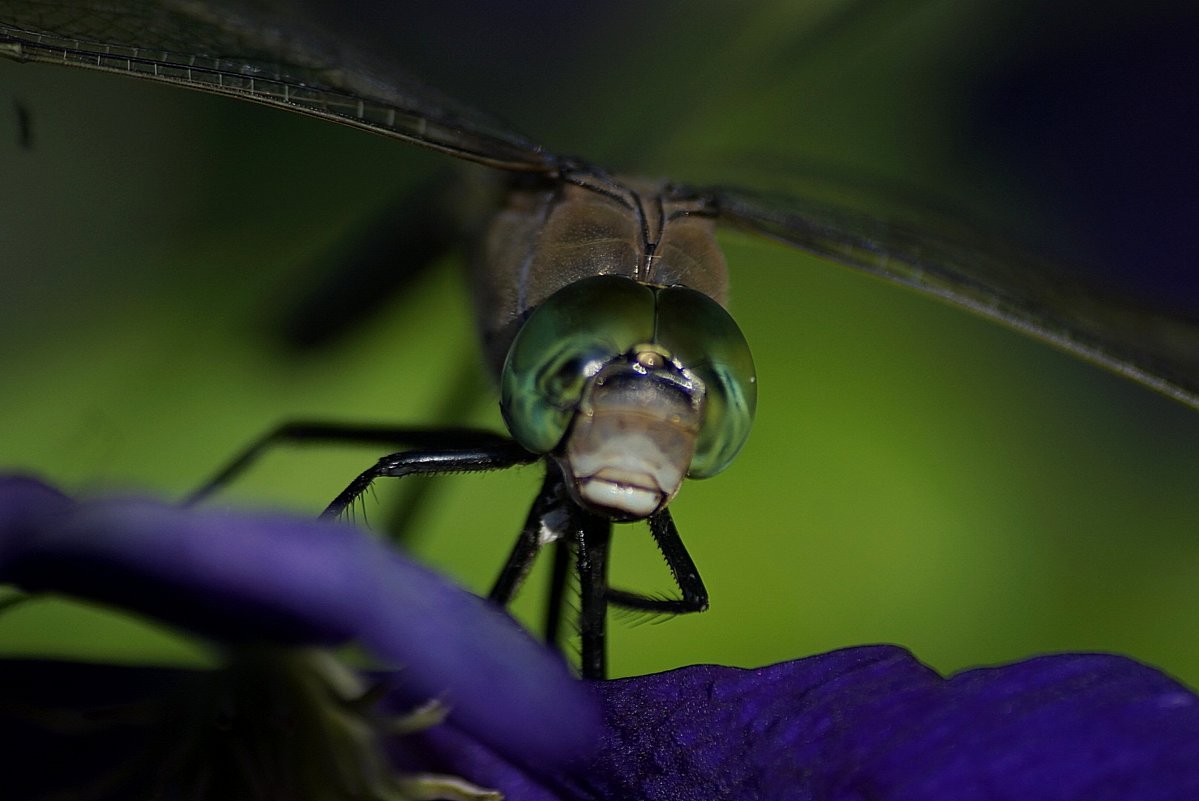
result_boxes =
[8,475,1199,799]
[4,646,1198,800]
[0,657,575,800]
[563,645,1199,801]
[0,475,599,766]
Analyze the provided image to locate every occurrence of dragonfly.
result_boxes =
[3,1,1198,679]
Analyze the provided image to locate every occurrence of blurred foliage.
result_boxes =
[1,0,1197,684]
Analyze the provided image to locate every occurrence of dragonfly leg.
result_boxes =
[484,465,577,661]
[542,538,571,650]
[186,422,513,505]
[488,467,561,605]
[487,465,573,650]
[575,511,613,680]
[605,509,709,615]
[321,441,536,519]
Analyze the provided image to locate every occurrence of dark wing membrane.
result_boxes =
[0,0,556,172]
[714,187,1199,410]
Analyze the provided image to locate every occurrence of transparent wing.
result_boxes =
[7,1,1195,411]
[713,185,1199,410]
[0,0,557,172]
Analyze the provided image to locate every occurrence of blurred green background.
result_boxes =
[2,0,1197,684]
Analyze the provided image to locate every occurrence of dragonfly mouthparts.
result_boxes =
[559,367,702,520]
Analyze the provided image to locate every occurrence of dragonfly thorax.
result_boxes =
[471,173,730,377]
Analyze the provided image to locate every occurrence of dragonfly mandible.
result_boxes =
[3,1,1198,679]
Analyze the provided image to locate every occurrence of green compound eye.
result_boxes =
[501,276,655,454]
[500,274,756,478]
[657,285,757,478]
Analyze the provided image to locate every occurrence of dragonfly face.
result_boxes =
[3,1,1198,679]
[500,273,756,520]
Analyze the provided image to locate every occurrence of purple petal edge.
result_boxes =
[548,645,1199,801]
[0,474,599,766]
[4,646,1198,801]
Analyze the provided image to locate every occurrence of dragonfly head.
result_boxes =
[500,275,757,521]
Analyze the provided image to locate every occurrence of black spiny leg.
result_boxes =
[575,510,613,680]
[186,422,515,506]
[489,467,562,605]
[489,481,704,677]
[606,509,709,615]
[542,538,571,650]
[321,440,537,519]
[488,464,575,652]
